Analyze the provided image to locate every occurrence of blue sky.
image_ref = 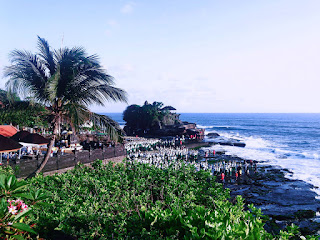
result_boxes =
[1,0,320,113]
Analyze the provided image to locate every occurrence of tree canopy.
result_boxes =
[123,101,179,135]
[4,36,127,174]
[0,89,48,127]
[0,89,20,107]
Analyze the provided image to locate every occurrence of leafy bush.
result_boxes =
[0,99,49,127]
[0,172,49,239]
[26,160,317,239]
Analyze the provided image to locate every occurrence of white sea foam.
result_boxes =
[199,125,243,130]
[197,124,215,129]
[204,131,320,197]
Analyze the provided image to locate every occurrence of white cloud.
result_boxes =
[121,2,135,14]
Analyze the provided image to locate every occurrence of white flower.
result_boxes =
[8,206,18,215]
[21,203,28,211]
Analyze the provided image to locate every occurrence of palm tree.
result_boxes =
[4,36,127,176]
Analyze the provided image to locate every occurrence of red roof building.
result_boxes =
[0,125,18,137]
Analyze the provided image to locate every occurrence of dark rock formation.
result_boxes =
[123,102,204,141]
[150,122,205,141]
[226,163,320,235]
[198,151,320,235]
[207,136,246,147]
[206,132,220,138]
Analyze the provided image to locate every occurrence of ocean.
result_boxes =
[105,113,320,196]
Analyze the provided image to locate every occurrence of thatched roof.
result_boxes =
[0,134,22,153]
[11,130,31,142]
[19,133,50,145]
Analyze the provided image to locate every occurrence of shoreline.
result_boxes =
[192,143,320,235]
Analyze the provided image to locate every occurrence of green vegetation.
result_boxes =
[0,97,49,127]
[0,89,49,127]
[0,89,20,106]
[123,101,179,135]
[0,170,49,239]
[4,36,127,174]
[25,160,316,239]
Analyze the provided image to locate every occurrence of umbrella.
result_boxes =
[0,134,23,153]
[11,131,31,142]
[19,133,50,145]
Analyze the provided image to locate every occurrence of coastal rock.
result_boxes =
[123,104,205,141]
[208,136,246,147]
[294,210,316,219]
[225,163,320,235]
[206,132,220,138]
[151,123,205,140]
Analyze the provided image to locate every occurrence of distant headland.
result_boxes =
[123,101,205,140]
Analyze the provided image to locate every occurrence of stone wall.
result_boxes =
[2,145,126,178]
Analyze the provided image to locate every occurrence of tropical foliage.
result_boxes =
[123,101,178,135]
[0,169,49,239]
[4,36,127,174]
[27,160,317,240]
[0,89,20,107]
[0,99,49,127]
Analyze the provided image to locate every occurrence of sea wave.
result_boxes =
[203,133,320,196]
[198,125,244,131]
[181,113,320,197]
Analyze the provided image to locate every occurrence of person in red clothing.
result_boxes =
[221,172,225,183]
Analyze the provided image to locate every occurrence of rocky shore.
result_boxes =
[197,150,320,235]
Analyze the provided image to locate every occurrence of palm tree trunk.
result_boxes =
[26,122,58,179]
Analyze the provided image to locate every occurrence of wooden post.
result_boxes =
[74,149,78,165]
[36,155,41,168]
[56,154,60,170]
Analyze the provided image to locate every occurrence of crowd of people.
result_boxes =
[125,138,258,184]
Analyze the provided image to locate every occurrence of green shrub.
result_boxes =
[29,161,317,239]
[0,172,49,239]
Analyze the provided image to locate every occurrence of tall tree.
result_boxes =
[0,89,20,107]
[123,101,177,135]
[4,36,127,175]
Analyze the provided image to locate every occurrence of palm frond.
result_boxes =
[37,36,56,76]
[5,37,127,136]
[52,47,127,106]
[4,50,48,103]
[90,85,128,103]
[62,103,90,131]
[46,67,61,102]
[90,113,125,141]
